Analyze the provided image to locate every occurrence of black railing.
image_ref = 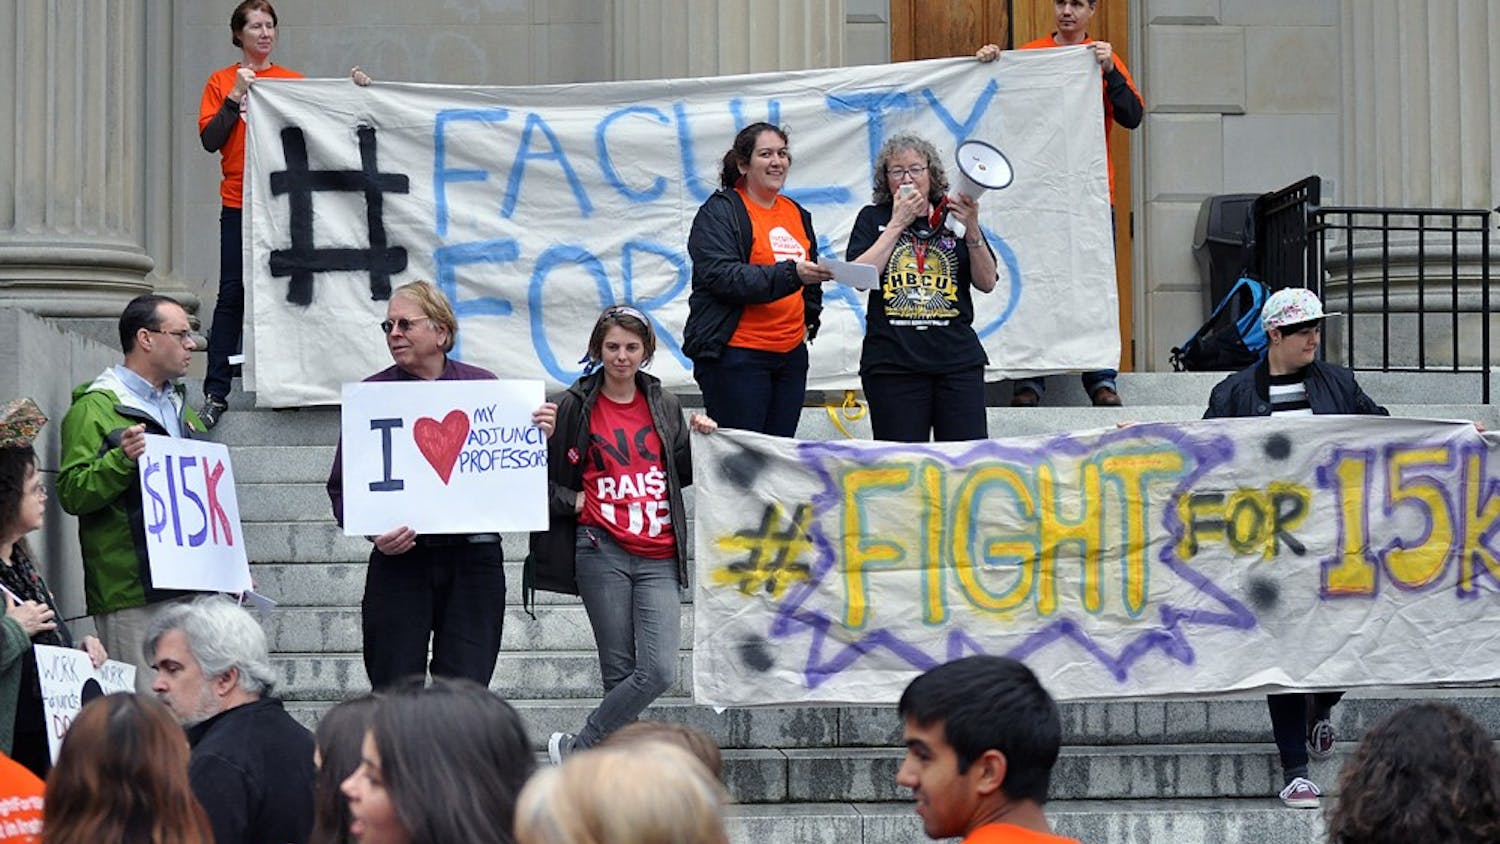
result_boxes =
[1247,176,1497,403]
[1310,206,1494,403]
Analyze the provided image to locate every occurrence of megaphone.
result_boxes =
[943,139,1014,239]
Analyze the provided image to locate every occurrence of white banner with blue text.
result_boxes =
[244,49,1117,406]
[691,417,1500,706]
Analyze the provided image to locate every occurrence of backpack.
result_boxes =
[1170,277,1271,372]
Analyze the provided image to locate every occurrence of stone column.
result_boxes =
[1325,1,1499,369]
[0,1,155,321]
[611,0,846,79]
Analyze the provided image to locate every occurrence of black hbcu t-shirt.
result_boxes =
[846,203,989,376]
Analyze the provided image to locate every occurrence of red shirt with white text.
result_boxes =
[579,391,676,559]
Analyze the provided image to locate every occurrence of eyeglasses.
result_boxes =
[380,317,432,335]
[28,481,47,500]
[888,165,928,180]
[146,328,196,346]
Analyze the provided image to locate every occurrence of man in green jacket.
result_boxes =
[58,294,204,690]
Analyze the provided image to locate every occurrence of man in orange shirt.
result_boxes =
[979,0,1144,408]
[897,656,1079,844]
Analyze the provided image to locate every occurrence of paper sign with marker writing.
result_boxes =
[139,434,252,593]
[34,644,136,761]
[340,379,548,535]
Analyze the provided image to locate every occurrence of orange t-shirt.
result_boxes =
[198,63,305,209]
[1018,35,1142,204]
[963,822,1079,844]
[0,755,44,843]
[727,188,811,353]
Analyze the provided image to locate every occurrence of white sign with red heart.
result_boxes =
[339,378,549,535]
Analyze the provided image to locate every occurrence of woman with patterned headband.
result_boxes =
[528,306,716,763]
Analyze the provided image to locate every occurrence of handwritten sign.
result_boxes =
[34,644,136,761]
[340,379,548,535]
[244,49,1118,406]
[691,418,1500,706]
[139,434,252,593]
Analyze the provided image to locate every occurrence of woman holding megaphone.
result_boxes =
[847,135,998,443]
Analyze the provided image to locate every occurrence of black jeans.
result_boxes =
[1268,690,1344,782]
[360,538,507,690]
[693,343,808,437]
[205,206,243,401]
[862,368,987,442]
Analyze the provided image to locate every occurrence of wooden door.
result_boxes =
[893,0,1138,371]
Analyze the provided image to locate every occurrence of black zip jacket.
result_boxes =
[527,371,692,597]
[1203,358,1389,418]
[682,188,823,361]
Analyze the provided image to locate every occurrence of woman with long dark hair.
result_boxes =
[310,695,379,844]
[0,398,107,778]
[341,678,535,844]
[529,307,715,764]
[683,122,833,436]
[43,693,214,844]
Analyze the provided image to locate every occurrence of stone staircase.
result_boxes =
[209,370,1500,844]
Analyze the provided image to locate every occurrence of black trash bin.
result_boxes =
[1192,193,1260,316]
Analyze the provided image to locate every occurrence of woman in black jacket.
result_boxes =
[1203,287,1382,809]
[531,307,715,763]
[683,122,833,436]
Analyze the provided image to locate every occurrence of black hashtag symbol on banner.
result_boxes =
[269,125,409,306]
[719,503,814,597]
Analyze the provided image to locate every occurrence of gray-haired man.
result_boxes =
[146,596,315,844]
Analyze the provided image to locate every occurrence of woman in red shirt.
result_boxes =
[530,307,715,762]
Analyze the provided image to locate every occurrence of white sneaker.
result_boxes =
[1279,776,1321,808]
[547,731,575,765]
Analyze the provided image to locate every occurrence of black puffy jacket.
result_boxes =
[1203,359,1389,418]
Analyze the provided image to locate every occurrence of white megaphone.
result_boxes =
[944,139,1014,239]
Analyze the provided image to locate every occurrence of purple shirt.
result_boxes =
[326,357,497,527]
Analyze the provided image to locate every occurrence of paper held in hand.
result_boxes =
[818,258,880,291]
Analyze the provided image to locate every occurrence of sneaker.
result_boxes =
[1279,776,1321,808]
[1090,386,1124,407]
[1307,717,1335,760]
[547,731,576,765]
[198,396,229,430]
[1011,387,1040,408]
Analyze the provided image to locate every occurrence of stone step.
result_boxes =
[725,800,1324,844]
[273,651,695,701]
[265,605,690,653]
[249,562,667,607]
[281,680,1500,749]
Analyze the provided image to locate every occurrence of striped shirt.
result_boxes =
[1268,371,1313,416]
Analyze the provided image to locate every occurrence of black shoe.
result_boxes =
[198,396,229,430]
[1011,388,1040,408]
[1090,386,1123,407]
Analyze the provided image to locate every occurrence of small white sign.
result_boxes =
[819,257,881,291]
[139,435,253,593]
[34,644,137,762]
[340,379,549,535]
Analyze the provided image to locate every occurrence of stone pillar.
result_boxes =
[0,1,155,320]
[611,0,846,79]
[1325,1,1498,369]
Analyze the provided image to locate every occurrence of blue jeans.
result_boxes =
[1012,369,1118,399]
[572,527,682,748]
[692,343,808,437]
[205,207,244,402]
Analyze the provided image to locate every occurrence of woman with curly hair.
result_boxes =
[43,693,214,844]
[1326,702,1500,844]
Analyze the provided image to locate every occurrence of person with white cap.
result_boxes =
[1203,286,1379,808]
[1205,287,1385,418]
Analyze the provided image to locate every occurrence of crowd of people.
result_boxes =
[0,0,1494,841]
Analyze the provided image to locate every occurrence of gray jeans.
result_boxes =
[572,526,682,748]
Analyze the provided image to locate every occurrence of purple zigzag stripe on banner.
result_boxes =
[764,424,1256,689]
